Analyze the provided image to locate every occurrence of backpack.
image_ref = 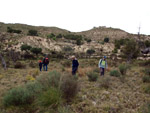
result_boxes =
[45,58,49,64]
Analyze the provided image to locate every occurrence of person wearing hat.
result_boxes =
[39,60,43,71]
[43,57,49,71]
[98,56,107,76]
[71,56,79,75]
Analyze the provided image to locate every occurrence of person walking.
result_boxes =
[98,56,107,76]
[39,60,43,71]
[43,57,49,71]
[71,56,79,75]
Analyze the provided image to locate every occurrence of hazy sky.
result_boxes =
[0,0,150,35]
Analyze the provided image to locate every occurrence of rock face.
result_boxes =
[12,36,114,56]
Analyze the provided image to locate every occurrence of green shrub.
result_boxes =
[60,74,78,101]
[113,48,118,53]
[56,34,62,38]
[122,39,140,61]
[145,40,150,47]
[3,87,34,107]
[143,76,150,83]
[64,34,83,40]
[25,81,43,96]
[37,70,61,89]
[38,87,61,108]
[30,47,42,56]
[87,72,98,82]
[28,30,38,36]
[7,27,22,34]
[76,39,82,45]
[86,49,95,55]
[118,64,129,75]
[104,37,109,43]
[21,44,32,51]
[47,33,55,38]
[110,70,120,77]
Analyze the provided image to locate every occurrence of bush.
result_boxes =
[38,87,61,108]
[143,76,150,83]
[110,70,120,77]
[86,49,95,55]
[3,87,34,107]
[7,27,22,34]
[76,39,82,45]
[145,40,150,47]
[64,34,83,40]
[30,47,42,56]
[47,33,55,38]
[28,30,38,36]
[104,37,109,43]
[37,70,61,89]
[60,74,78,101]
[86,39,92,43]
[25,81,43,96]
[113,48,118,53]
[21,44,32,51]
[87,72,98,82]
[56,34,62,38]
[118,64,129,75]
[14,62,26,69]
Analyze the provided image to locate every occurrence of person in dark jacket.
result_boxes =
[43,57,49,71]
[39,60,43,71]
[71,56,79,75]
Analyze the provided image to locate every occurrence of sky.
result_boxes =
[0,0,150,35]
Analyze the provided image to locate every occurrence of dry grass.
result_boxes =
[0,60,150,113]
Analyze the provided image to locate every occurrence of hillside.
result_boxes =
[0,22,150,58]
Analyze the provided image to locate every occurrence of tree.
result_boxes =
[122,39,140,63]
[21,44,32,52]
[30,47,42,56]
[28,30,38,36]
